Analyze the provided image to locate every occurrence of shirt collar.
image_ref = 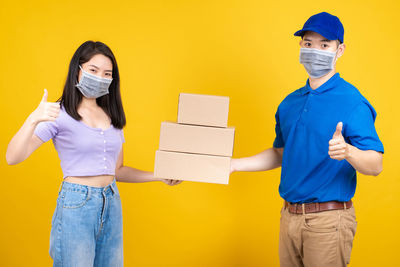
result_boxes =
[300,73,341,95]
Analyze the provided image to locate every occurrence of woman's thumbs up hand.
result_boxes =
[29,89,60,125]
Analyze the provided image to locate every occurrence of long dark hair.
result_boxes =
[58,41,126,129]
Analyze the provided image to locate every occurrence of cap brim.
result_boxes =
[293,27,337,41]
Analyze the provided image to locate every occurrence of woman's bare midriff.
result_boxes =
[64,175,115,187]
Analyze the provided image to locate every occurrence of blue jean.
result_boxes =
[50,179,123,267]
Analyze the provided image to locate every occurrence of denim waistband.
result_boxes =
[59,178,117,197]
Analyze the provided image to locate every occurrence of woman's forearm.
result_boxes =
[6,90,60,165]
[115,166,162,183]
[6,115,38,165]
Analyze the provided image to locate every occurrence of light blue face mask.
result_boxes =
[299,48,338,78]
[76,66,113,98]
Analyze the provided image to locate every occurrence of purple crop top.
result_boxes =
[34,104,125,178]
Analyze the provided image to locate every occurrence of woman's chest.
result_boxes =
[78,108,111,130]
[55,124,123,157]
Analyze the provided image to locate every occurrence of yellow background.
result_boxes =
[1,0,399,266]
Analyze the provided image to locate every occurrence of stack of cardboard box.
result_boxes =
[154,93,235,184]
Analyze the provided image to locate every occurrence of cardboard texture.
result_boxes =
[154,93,233,184]
[177,93,229,127]
[159,121,235,157]
[154,150,230,184]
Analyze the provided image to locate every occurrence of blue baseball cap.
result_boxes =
[294,12,344,43]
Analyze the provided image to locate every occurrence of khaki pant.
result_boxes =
[279,204,357,267]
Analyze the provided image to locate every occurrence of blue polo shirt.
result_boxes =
[273,73,384,203]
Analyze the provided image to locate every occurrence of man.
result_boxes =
[230,12,384,267]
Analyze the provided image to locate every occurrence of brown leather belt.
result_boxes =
[284,200,352,214]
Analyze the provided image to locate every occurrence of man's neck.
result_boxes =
[308,69,337,90]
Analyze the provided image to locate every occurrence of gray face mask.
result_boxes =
[76,66,113,98]
[299,48,338,78]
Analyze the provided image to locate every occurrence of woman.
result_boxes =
[6,41,181,266]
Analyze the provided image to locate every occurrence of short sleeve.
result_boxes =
[273,107,285,148]
[120,129,125,143]
[345,101,384,153]
[34,120,59,142]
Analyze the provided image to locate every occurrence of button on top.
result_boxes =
[104,140,107,143]
[103,157,106,161]
[101,132,104,135]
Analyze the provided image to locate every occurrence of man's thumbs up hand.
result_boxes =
[29,89,61,125]
[328,122,349,161]
[332,121,343,139]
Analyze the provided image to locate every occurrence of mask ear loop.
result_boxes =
[332,43,342,68]
[76,65,83,85]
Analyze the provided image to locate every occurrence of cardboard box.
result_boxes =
[159,121,235,157]
[177,93,229,127]
[154,150,231,184]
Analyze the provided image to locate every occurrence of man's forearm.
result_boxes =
[231,147,283,173]
[345,144,383,176]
